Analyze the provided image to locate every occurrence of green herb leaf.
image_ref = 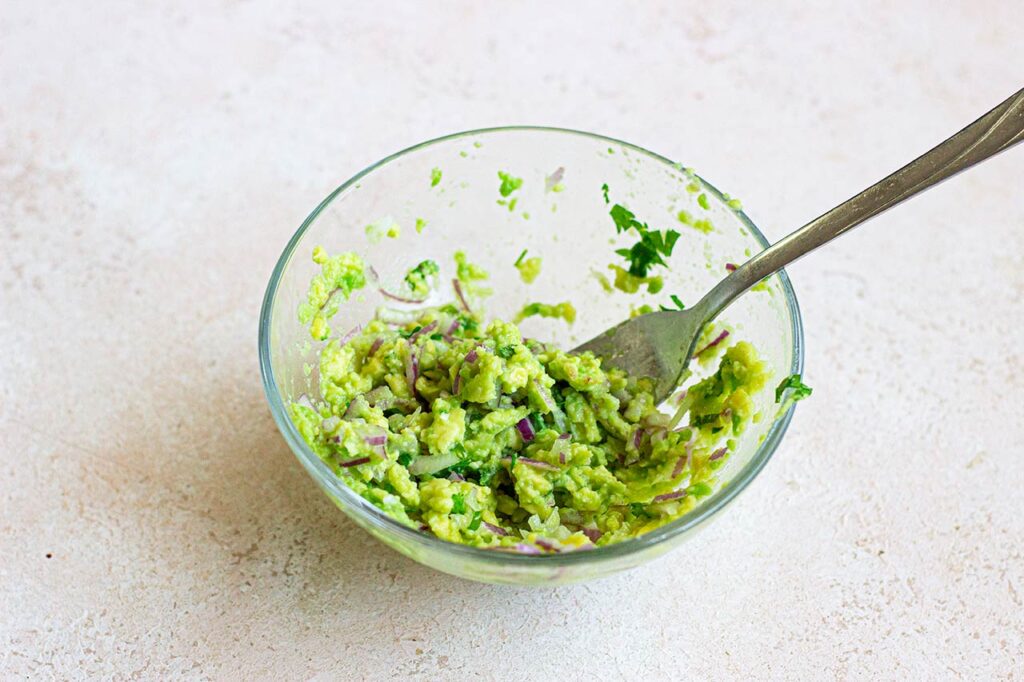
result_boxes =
[775,374,813,403]
[467,511,482,531]
[397,452,412,467]
[601,183,610,204]
[496,344,516,359]
[451,493,466,514]
[514,249,528,267]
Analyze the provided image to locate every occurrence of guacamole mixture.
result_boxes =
[287,180,809,554]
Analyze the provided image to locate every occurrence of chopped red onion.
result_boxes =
[452,278,470,311]
[515,457,559,472]
[464,348,478,364]
[321,416,340,432]
[725,263,738,272]
[672,456,687,478]
[559,451,566,465]
[580,526,603,542]
[482,522,509,537]
[339,456,371,468]
[404,346,419,395]
[338,324,362,345]
[632,428,644,450]
[558,433,571,440]
[408,320,437,342]
[534,538,560,552]
[694,330,730,356]
[515,418,535,442]
[296,393,314,410]
[418,523,430,533]
[545,166,565,192]
[452,372,462,394]
[379,288,427,304]
[364,434,387,447]
[709,447,727,461]
[504,543,542,555]
[676,389,688,405]
[444,319,460,341]
[652,490,685,502]
[448,472,465,482]
[368,337,383,356]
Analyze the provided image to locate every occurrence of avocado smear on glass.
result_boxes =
[289,248,778,554]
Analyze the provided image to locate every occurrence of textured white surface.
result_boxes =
[2,1,1023,679]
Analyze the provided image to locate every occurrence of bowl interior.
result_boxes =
[260,127,802,584]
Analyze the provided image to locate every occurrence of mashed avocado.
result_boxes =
[289,246,781,554]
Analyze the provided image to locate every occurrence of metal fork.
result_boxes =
[573,88,1024,403]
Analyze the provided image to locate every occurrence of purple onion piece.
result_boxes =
[725,263,738,272]
[482,522,510,537]
[580,526,603,542]
[632,428,644,450]
[321,416,341,432]
[404,346,419,395]
[364,434,387,447]
[379,287,427,305]
[515,418,535,442]
[448,472,465,482]
[408,320,438,342]
[545,166,565,191]
[694,330,730,357]
[464,348,478,364]
[338,324,362,345]
[444,318,460,341]
[652,490,686,503]
[452,373,462,395]
[517,457,559,472]
[339,456,371,468]
[558,433,571,440]
[709,447,727,461]
[452,278,470,311]
[534,538,561,553]
[559,451,566,465]
[368,337,383,356]
[296,393,314,410]
[672,456,687,478]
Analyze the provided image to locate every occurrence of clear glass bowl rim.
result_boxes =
[258,125,805,569]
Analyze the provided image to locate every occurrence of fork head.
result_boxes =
[571,309,704,403]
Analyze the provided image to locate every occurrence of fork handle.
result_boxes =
[695,87,1024,322]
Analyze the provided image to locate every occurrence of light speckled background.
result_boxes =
[2,1,1022,679]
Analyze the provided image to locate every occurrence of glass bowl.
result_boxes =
[259,127,804,585]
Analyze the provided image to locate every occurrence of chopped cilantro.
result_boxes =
[399,325,422,339]
[478,463,499,486]
[660,294,686,311]
[498,170,523,197]
[429,333,443,341]
[496,344,516,359]
[430,168,442,187]
[451,493,466,514]
[606,196,680,277]
[509,453,519,469]
[629,502,651,518]
[601,183,610,204]
[467,511,482,531]
[514,249,528,267]
[397,452,412,467]
[775,374,813,403]
[528,412,545,432]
